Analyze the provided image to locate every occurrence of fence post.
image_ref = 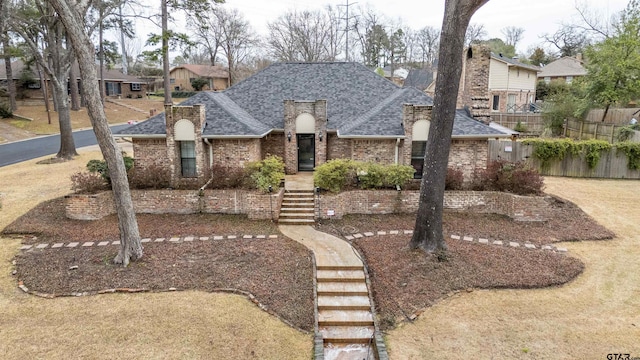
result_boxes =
[579,121,584,140]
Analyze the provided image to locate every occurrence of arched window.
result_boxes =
[174,120,197,177]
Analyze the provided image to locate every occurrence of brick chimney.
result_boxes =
[456,44,492,124]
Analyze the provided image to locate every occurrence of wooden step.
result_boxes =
[319,326,375,343]
[317,269,365,282]
[318,310,374,326]
[318,295,371,310]
[279,212,314,218]
[317,265,364,271]
[318,282,369,296]
[280,207,315,213]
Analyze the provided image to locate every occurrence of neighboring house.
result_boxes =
[456,46,540,114]
[0,60,148,99]
[116,62,509,188]
[169,64,229,92]
[377,66,409,86]
[537,55,586,84]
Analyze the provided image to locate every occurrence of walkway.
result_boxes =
[280,173,383,360]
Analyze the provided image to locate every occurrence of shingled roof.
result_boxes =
[118,62,506,139]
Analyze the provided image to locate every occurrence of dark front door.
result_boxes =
[297,134,315,171]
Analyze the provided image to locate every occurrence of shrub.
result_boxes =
[471,160,543,195]
[514,120,528,133]
[246,155,285,193]
[616,124,640,142]
[357,163,385,189]
[616,142,640,170]
[71,171,108,194]
[445,167,464,190]
[384,164,415,189]
[207,165,252,189]
[86,153,134,183]
[190,77,209,91]
[523,138,612,169]
[314,159,357,192]
[0,102,12,118]
[128,164,171,189]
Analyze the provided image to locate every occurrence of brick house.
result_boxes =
[169,64,230,91]
[0,60,147,100]
[116,62,509,188]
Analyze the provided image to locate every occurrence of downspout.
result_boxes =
[199,138,215,192]
[395,138,401,165]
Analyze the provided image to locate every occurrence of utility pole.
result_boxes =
[339,0,357,62]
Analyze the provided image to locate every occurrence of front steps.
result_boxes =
[278,190,315,225]
[317,265,376,358]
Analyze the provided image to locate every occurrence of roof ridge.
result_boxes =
[340,88,409,135]
[208,92,270,134]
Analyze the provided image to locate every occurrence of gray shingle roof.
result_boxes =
[118,62,506,139]
[403,69,434,91]
[491,53,541,72]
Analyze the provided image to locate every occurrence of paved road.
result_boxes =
[0,124,131,167]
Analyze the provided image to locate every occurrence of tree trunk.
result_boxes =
[601,103,610,122]
[51,78,78,159]
[69,57,81,110]
[48,0,143,266]
[3,38,17,111]
[410,0,489,253]
[162,0,172,104]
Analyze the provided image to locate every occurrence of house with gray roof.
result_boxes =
[116,62,508,187]
[538,56,586,84]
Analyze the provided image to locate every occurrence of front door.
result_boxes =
[297,134,315,171]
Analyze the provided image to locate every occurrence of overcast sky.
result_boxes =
[135,0,629,56]
[138,0,628,54]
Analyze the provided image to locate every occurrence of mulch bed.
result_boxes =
[4,193,613,332]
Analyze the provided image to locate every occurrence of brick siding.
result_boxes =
[66,188,284,220]
[316,190,550,222]
[448,140,489,180]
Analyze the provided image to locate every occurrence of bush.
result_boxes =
[71,171,108,194]
[384,164,415,189]
[86,153,134,183]
[0,102,12,118]
[190,77,209,91]
[471,160,544,195]
[171,91,197,98]
[314,159,357,192]
[357,163,385,189]
[445,167,464,190]
[246,155,285,193]
[128,164,171,189]
[207,165,252,189]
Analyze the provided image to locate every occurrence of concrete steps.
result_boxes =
[279,190,315,225]
[316,264,375,357]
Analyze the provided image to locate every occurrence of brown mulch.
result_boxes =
[4,193,612,332]
[315,195,614,246]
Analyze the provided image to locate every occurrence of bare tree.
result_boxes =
[191,7,259,85]
[267,9,341,62]
[47,0,142,266]
[464,22,487,46]
[416,25,440,67]
[501,26,524,48]
[11,0,78,159]
[410,0,489,253]
[0,0,17,111]
[542,24,590,57]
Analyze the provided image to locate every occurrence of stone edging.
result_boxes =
[18,234,280,251]
[344,230,569,253]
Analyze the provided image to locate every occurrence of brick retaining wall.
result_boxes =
[66,188,284,220]
[316,190,551,222]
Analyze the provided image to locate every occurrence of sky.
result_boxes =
[230,0,628,53]
[135,0,630,57]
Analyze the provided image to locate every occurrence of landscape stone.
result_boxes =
[243,235,253,239]
[478,239,489,244]
[184,236,194,242]
[492,240,503,245]
[169,237,180,242]
[52,243,64,248]
[256,235,266,239]
[112,241,120,245]
[353,233,363,239]
[377,231,387,236]
[345,235,354,240]
[67,242,79,248]
[364,232,374,237]
[19,245,32,250]
[141,238,151,243]
[556,247,568,252]
[35,244,48,249]
[509,242,520,247]
[525,244,536,249]
[463,236,473,242]
[199,237,209,241]
[154,238,165,242]
[213,236,224,240]
[451,235,461,240]
[97,241,109,246]
[82,242,94,247]
[268,235,278,239]
[227,235,237,239]
[404,230,413,235]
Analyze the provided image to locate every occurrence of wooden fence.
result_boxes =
[490,113,545,135]
[563,118,628,143]
[585,107,640,124]
[488,139,640,179]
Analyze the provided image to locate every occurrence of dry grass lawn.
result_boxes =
[0,149,311,359]
[0,98,167,142]
[386,177,640,359]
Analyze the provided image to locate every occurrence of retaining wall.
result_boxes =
[65,188,284,220]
